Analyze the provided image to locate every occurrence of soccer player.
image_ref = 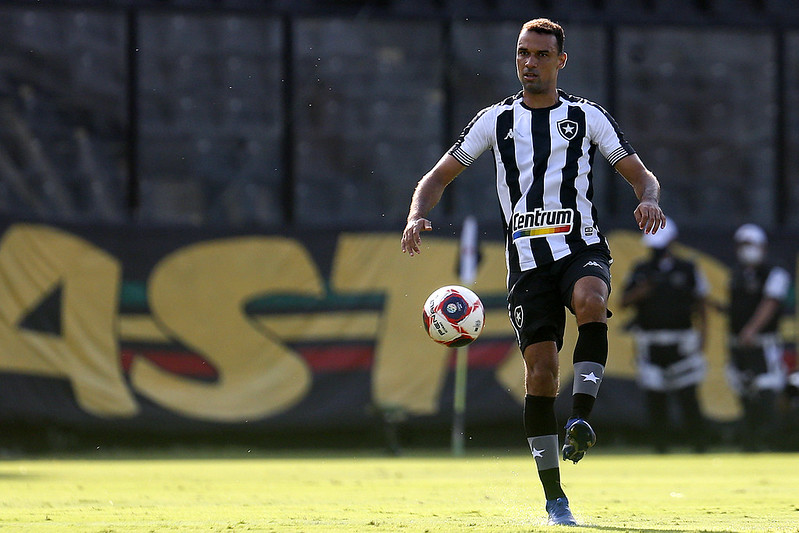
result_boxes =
[726,223,791,451]
[400,18,666,525]
[620,218,710,453]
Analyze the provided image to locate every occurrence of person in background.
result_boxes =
[727,223,791,451]
[621,218,710,453]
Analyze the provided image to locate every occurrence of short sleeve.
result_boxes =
[586,104,635,167]
[694,265,711,297]
[448,106,494,167]
[764,266,791,301]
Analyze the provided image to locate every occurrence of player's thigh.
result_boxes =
[559,246,612,311]
[508,272,566,352]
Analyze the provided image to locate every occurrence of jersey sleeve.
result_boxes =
[586,104,636,167]
[448,106,494,167]
[693,265,711,297]
[764,266,791,300]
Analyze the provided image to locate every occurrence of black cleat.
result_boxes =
[562,418,596,463]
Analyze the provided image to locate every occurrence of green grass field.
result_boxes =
[0,447,797,532]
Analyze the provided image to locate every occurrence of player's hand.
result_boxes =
[401,217,433,256]
[737,326,757,347]
[634,200,666,234]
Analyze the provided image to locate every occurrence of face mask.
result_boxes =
[737,244,765,266]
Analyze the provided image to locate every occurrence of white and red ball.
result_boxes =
[422,285,485,347]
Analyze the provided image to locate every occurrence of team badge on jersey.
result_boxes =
[557,119,579,141]
[511,208,574,241]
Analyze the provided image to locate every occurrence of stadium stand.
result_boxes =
[0,0,796,230]
[0,7,127,222]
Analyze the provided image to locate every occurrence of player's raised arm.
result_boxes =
[401,154,466,256]
[614,154,666,235]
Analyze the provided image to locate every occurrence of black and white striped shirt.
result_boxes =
[449,89,635,277]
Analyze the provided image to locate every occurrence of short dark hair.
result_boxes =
[520,18,565,55]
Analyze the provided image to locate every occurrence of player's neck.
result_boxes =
[522,89,559,109]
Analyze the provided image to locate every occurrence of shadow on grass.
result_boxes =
[585,526,725,533]
[0,472,42,479]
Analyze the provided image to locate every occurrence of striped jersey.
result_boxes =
[449,88,635,278]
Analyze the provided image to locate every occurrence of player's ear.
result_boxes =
[558,52,567,69]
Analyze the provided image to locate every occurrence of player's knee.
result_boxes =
[525,369,558,396]
[574,291,608,311]
[573,291,607,321]
[523,353,559,395]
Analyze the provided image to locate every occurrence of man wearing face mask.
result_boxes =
[727,223,791,451]
[621,217,710,452]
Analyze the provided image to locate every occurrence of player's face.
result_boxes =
[516,31,566,95]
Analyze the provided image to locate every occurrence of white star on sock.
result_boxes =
[581,371,600,383]
[532,447,545,458]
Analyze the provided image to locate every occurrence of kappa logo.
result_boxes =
[584,261,601,268]
[557,119,579,141]
[504,128,514,140]
[513,305,524,329]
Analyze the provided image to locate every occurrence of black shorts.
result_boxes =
[507,244,612,352]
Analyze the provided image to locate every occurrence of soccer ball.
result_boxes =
[422,285,485,347]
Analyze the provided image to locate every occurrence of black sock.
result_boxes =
[571,322,608,421]
[524,395,565,500]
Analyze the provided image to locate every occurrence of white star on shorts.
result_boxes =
[581,371,600,383]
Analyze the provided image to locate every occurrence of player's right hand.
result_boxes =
[401,217,433,256]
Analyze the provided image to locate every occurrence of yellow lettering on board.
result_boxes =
[331,233,520,415]
[331,234,458,414]
[130,237,318,422]
[0,224,136,417]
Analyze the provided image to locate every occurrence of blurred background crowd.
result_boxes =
[0,0,798,233]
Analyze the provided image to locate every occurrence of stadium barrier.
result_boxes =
[0,219,794,448]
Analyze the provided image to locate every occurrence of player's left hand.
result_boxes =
[635,200,666,234]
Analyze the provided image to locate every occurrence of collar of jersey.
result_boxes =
[520,98,563,112]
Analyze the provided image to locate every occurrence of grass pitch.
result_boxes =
[0,447,797,532]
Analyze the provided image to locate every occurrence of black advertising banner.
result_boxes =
[0,219,793,439]
[0,220,521,437]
